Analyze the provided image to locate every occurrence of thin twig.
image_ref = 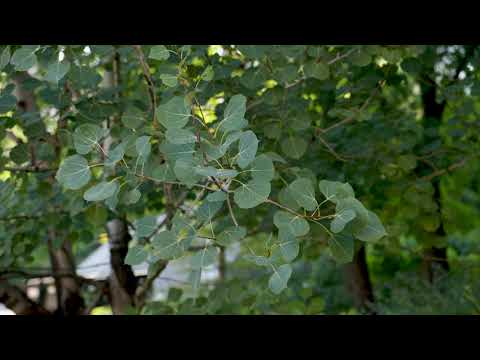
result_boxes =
[4,166,57,173]
[316,134,348,162]
[132,45,158,124]
[319,81,384,134]
[327,47,358,65]
[226,194,239,227]
[418,158,469,182]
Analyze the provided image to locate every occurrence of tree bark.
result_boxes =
[100,55,140,314]
[0,283,50,315]
[418,46,476,282]
[106,219,138,314]
[419,83,448,282]
[47,230,85,315]
[344,246,376,314]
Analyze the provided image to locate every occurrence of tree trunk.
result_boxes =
[418,46,476,282]
[419,79,449,283]
[344,246,376,314]
[100,56,140,314]
[47,230,85,315]
[0,283,50,315]
[106,219,138,314]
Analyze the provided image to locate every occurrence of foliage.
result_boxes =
[1,45,480,315]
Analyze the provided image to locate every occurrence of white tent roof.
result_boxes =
[77,228,241,301]
[0,303,15,315]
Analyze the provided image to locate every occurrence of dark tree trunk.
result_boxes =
[419,80,449,283]
[0,283,50,315]
[47,231,85,316]
[106,219,138,314]
[418,46,476,282]
[344,246,376,314]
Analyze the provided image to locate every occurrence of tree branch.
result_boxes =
[4,166,57,173]
[132,45,158,124]
[0,282,50,315]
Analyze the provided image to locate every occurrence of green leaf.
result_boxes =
[45,60,70,84]
[83,180,119,202]
[265,151,287,164]
[189,269,202,298]
[151,163,176,182]
[206,191,227,202]
[236,130,258,169]
[135,215,158,238]
[350,51,371,67]
[174,158,202,188]
[105,142,126,167]
[281,136,307,159]
[202,131,243,161]
[401,57,423,75]
[201,141,225,161]
[73,124,106,155]
[352,210,387,242]
[328,232,354,264]
[10,46,38,71]
[197,200,223,223]
[191,247,219,270]
[151,230,184,260]
[121,107,145,129]
[217,94,248,133]
[264,123,282,139]
[288,178,318,211]
[220,131,243,153]
[56,155,91,190]
[277,228,300,262]
[248,154,274,182]
[419,213,441,232]
[237,45,268,59]
[156,96,191,129]
[330,209,356,233]
[125,245,148,266]
[10,144,29,164]
[217,226,247,246]
[397,154,417,171]
[0,94,17,113]
[201,66,214,81]
[135,136,151,158]
[172,212,196,248]
[318,180,355,204]
[124,188,141,205]
[194,166,238,178]
[105,186,119,210]
[160,73,178,87]
[278,186,301,212]
[336,197,369,227]
[243,254,271,267]
[149,45,170,61]
[165,128,197,144]
[233,180,271,209]
[0,46,11,71]
[289,114,311,132]
[269,264,292,294]
[159,141,195,162]
[304,61,329,80]
[123,134,139,157]
[273,211,310,237]
[168,288,183,302]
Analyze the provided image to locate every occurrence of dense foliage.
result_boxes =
[1,45,480,315]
